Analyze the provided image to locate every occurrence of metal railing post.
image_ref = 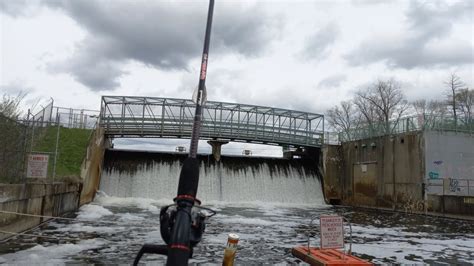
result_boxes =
[52,114,60,182]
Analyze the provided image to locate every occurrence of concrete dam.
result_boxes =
[100,149,325,204]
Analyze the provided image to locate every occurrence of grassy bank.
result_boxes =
[33,126,92,179]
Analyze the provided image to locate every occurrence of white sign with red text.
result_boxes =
[26,154,49,178]
[320,215,344,249]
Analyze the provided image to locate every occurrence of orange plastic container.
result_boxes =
[292,246,372,266]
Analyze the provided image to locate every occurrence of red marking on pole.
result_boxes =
[175,194,194,200]
[200,54,208,80]
[170,244,190,251]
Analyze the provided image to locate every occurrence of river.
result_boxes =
[1,193,473,265]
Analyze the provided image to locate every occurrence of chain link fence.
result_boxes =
[338,114,474,143]
[0,99,99,184]
[324,132,341,145]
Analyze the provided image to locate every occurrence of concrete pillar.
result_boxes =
[207,140,229,161]
[283,151,294,159]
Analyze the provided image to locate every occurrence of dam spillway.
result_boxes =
[100,149,324,204]
[3,150,474,264]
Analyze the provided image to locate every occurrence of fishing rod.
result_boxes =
[133,0,215,265]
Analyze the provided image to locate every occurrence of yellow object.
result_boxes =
[222,233,239,266]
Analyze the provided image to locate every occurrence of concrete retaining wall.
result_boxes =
[322,145,343,204]
[323,131,474,217]
[0,183,81,241]
[0,126,109,241]
[424,131,474,215]
[339,132,424,209]
[80,127,109,205]
[424,131,474,181]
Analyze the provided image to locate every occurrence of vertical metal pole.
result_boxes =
[30,119,35,152]
[272,110,275,141]
[231,110,234,136]
[246,111,249,137]
[49,98,54,126]
[80,109,84,129]
[161,102,165,137]
[278,115,281,138]
[69,108,73,128]
[219,105,222,136]
[322,116,325,145]
[179,105,183,136]
[305,114,309,145]
[53,114,60,181]
[142,99,146,136]
[214,108,217,136]
[121,97,125,134]
[23,117,29,183]
[254,111,257,139]
[237,106,241,136]
[41,107,45,127]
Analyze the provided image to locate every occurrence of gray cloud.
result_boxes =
[345,1,473,69]
[47,38,128,91]
[40,1,275,91]
[0,0,39,17]
[300,23,339,60]
[0,82,35,95]
[351,0,392,6]
[317,74,347,88]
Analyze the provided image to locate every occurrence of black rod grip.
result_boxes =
[177,157,200,198]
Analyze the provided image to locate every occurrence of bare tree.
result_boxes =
[327,100,360,140]
[0,92,27,119]
[354,79,408,135]
[456,88,473,125]
[411,99,447,129]
[444,73,464,125]
[412,99,447,116]
[353,91,378,133]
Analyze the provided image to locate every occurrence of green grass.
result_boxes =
[33,126,92,179]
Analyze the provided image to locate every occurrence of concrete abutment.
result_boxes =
[322,131,474,218]
[0,183,81,241]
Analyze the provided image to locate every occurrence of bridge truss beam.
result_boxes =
[100,96,324,147]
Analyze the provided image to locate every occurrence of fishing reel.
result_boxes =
[133,198,216,266]
[159,198,216,248]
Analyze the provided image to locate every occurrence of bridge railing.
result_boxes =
[99,96,324,147]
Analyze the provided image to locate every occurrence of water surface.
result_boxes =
[1,195,473,265]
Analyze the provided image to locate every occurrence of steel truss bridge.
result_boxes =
[100,96,324,148]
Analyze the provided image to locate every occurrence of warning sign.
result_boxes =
[320,215,344,249]
[26,154,49,178]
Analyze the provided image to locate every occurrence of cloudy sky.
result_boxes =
[1,0,473,155]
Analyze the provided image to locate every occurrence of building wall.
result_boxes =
[424,131,473,181]
[323,130,474,216]
[424,131,474,215]
[340,132,424,208]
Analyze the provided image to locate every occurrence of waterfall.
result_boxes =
[100,150,325,204]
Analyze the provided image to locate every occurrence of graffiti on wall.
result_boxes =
[428,171,439,179]
[426,178,474,196]
[448,178,460,193]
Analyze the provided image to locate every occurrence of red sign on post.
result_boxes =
[26,154,49,178]
[320,215,344,249]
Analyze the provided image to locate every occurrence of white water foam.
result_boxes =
[0,239,105,264]
[100,159,325,204]
[77,204,113,220]
[94,192,172,212]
